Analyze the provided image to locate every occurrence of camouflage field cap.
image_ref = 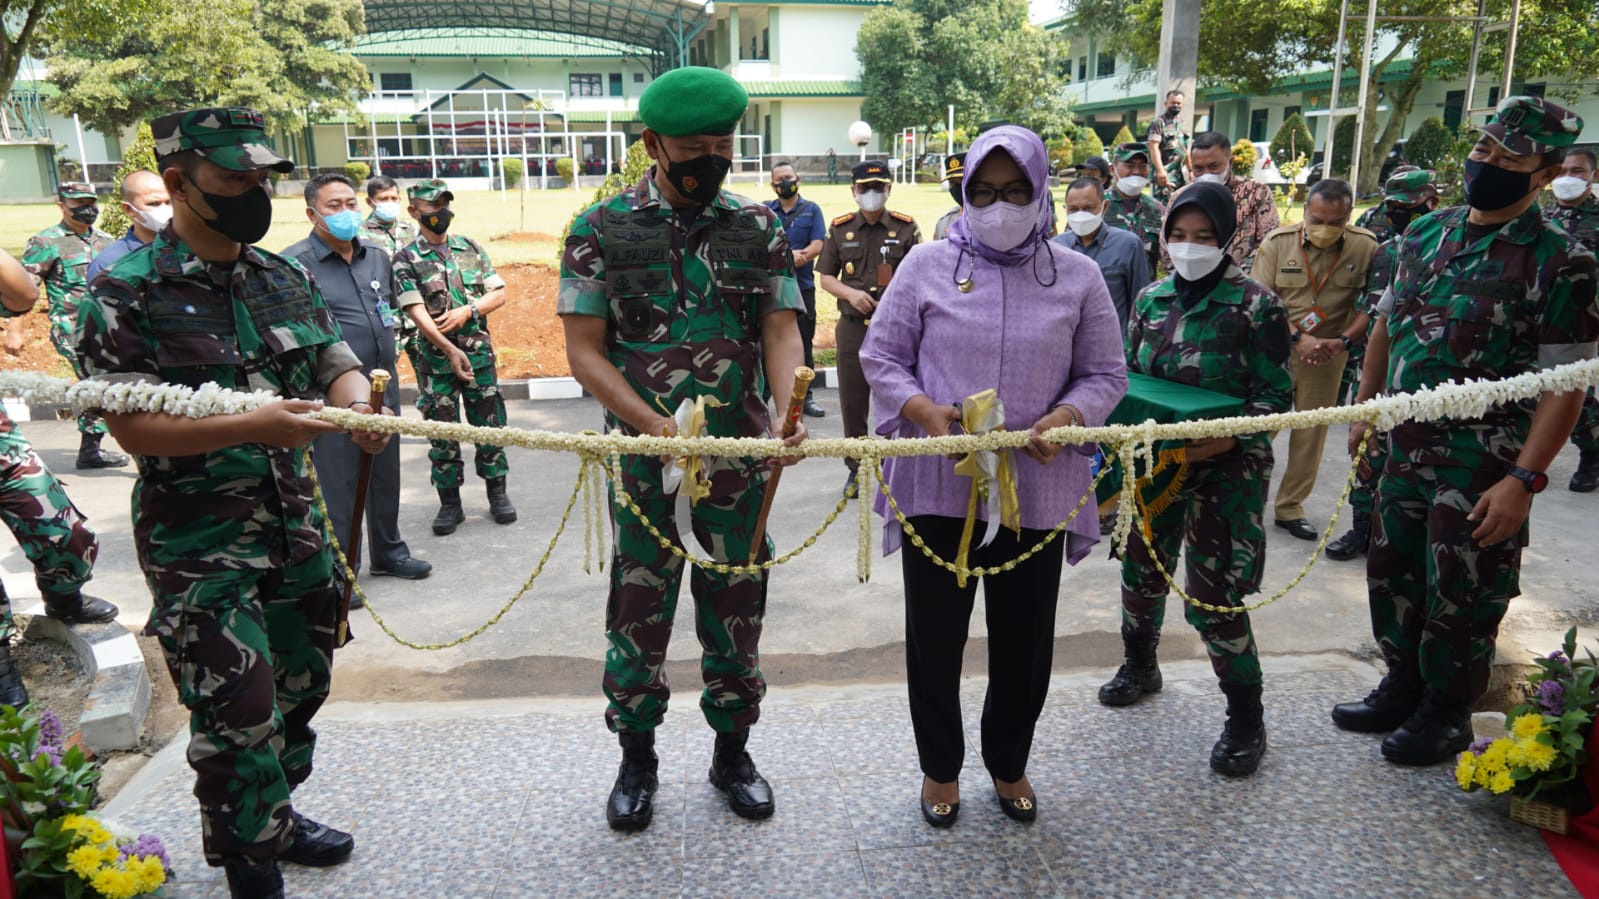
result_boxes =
[638,67,748,137]
[1383,169,1437,204]
[57,181,96,200]
[944,153,966,181]
[1113,141,1150,163]
[852,160,891,184]
[1479,95,1584,157]
[151,107,294,173]
[407,179,454,204]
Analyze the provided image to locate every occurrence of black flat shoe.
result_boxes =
[1274,518,1317,541]
[920,795,959,828]
[995,790,1037,822]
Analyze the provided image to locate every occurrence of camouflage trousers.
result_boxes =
[414,350,507,489]
[0,424,97,630]
[48,313,106,437]
[604,451,772,734]
[144,552,339,865]
[1569,389,1599,455]
[1348,430,1390,518]
[1120,450,1269,686]
[1367,453,1522,706]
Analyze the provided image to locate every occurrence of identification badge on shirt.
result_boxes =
[1297,306,1324,332]
[376,298,398,328]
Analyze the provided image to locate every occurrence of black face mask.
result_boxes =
[184,178,273,245]
[421,207,454,235]
[1386,203,1431,235]
[69,204,100,226]
[660,146,731,206]
[773,180,798,199]
[1165,105,1181,118]
[1464,159,1536,212]
[948,184,963,207]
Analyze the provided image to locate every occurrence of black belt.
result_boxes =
[840,312,870,324]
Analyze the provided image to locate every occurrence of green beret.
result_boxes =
[639,67,748,137]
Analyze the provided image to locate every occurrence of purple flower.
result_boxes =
[1469,737,1493,754]
[119,833,171,870]
[1538,680,1567,715]
[37,709,62,752]
[1550,650,1569,663]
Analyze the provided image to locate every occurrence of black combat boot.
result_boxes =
[486,477,517,524]
[280,811,354,867]
[1571,450,1599,493]
[607,730,658,831]
[432,488,465,535]
[1331,671,1421,733]
[709,729,775,819]
[75,432,129,469]
[0,639,28,709]
[223,857,284,899]
[1325,509,1371,561]
[1098,629,1162,707]
[42,590,119,625]
[1211,682,1267,777]
[1381,694,1473,766]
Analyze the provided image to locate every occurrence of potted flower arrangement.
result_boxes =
[0,704,171,897]
[1455,627,1598,833]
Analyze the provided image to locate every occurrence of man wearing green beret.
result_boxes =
[391,178,515,533]
[560,66,807,831]
[1335,96,1598,766]
[77,107,390,897]
[23,181,126,468]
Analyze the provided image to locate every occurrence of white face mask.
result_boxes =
[1194,173,1228,185]
[1167,241,1228,280]
[965,200,1039,252]
[1552,176,1592,203]
[1067,210,1104,237]
[132,203,173,233]
[374,201,402,222]
[1116,175,1148,196]
[855,189,886,213]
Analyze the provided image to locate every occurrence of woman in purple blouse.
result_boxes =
[861,125,1128,828]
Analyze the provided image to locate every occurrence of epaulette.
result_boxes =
[831,212,855,227]
[889,210,915,223]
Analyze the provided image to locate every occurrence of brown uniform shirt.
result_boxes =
[1252,223,1379,338]
[815,208,921,319]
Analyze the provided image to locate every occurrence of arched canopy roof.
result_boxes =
[360,0,714,71]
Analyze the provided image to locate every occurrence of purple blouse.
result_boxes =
[859,238,1129,564]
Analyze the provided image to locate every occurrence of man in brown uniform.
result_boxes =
[816,160,920,497]
[1253,177,1378,539]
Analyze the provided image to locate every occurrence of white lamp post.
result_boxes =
[848,120,873,162]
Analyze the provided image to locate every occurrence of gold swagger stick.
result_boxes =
[747,367,815,565]
[338,369,389,647]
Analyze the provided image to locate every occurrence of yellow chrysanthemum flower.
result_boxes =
[1480,738,1513,768]
[90,866,141,899]
[1489,769,1517,795]
[1519,738,1559,772]
[128,854,167,892]
[1511,714,1547,740]
[66,845,106,879]
[1456,752,1476,789]
[60,814,91,834]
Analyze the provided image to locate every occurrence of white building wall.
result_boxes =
[773,99,863,156]
[767,7,871,80]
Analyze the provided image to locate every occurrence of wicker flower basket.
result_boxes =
[1509,796,1571,835]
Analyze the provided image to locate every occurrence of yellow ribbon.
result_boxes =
[661,395,724,505]
[950,389,1021,587]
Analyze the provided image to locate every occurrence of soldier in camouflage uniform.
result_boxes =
[76,107,390,898]
[559,67,807,831]
[1327,169,1439,562]
[1107,142,1166,274]
[22,182,128,469]
[1146,89,1191,203]
[1100,181,1293,778]
[1549,149,1599,491]
[391,179,515,534]
[359,176,424,382]
[1331,97,1598,767]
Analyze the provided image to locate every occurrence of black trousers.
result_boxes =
[902,514,1065,784]
[799,286,817,370]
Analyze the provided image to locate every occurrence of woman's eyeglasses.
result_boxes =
[966,184,1034,207]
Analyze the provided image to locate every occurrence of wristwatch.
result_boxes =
[1289,331,1303,344]
[1337,335,1354,351]
[1507,466,1549,493]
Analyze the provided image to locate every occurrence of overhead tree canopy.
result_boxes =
[0,0,159,116]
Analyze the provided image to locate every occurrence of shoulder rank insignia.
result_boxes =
[889,210,914,223]
[832,212,855,227]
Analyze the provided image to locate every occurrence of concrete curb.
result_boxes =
[21,609,151,753]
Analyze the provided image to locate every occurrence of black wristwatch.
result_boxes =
[1337,335,1354,351]
[1507,466,1549,494]
[1289,331,1303,344]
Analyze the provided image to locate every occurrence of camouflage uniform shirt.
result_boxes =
[359,214,421,256]
[1355,204,1396,247]
[1550,194,1599,253]
[391,235,506,363]
[75,231,362,572]
[1146,113,1190,185]
[1377,205,1599,466]
[1105,189,1166,271]
[24,223,115,321]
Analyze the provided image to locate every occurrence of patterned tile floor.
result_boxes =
[104,655,1578,898]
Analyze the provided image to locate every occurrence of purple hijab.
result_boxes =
[947,125,1053,266]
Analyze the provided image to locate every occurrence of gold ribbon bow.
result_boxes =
[951,389,1021,587]
[661,396,723,504]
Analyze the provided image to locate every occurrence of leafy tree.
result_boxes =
[1111,123,1136,149]
[562,138,652,244]
[0,0,159,111]
[1404,116,1455,169]
[1046,136,1075,173]
[40,0,369,137]
[1269,113,1315,167]
[1330,115,1357,173]
[97,123,158,239]
[858,0,1073,142]
[1071,128,1104,166]
[1231,138,1258,177]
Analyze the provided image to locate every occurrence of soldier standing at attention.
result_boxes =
[1106,142,1167,274]
[24,181,127,469]
[391,178,515,534]
[76,107,391,899]
[1547,149,1599,491]
[559,67,807,831]
[816,160,921,498]
[764,160,827,418]
[1331,97,1597,766]
[1146,89,1191,203]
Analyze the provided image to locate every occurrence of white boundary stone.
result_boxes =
[21,608,151,753]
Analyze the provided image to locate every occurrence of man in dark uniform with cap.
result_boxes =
[77,107,390,898]
[816,160,921,497]
[1332,97,1597,766]
[933,153,965,240]
[560,67,807,832]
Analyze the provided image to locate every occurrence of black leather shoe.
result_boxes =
[1274,518,1317,541]
[709,731,775,819]
[920,795,959,828]
[803,398,826,418]
[370,557,433,580]
[842,469,858,500]
[608,731,658,831]
[1212,682,1267,777]
[279,812,354,867]
[42,592,119,625]
[1571,451,1599,493]
[1331,676,1420,733]
[75,433,129,469]
[486,477,517,524]
[1324,511,1371,561]
[223,857,284,899]
[1098,660,1162,706]
[1382,700,1472,766]
[993,782,1036,822]
[432,488,465,535]
[0,642,28,709]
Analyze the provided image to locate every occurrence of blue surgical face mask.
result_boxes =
[320,208,363,241]
[373,201,401,222]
